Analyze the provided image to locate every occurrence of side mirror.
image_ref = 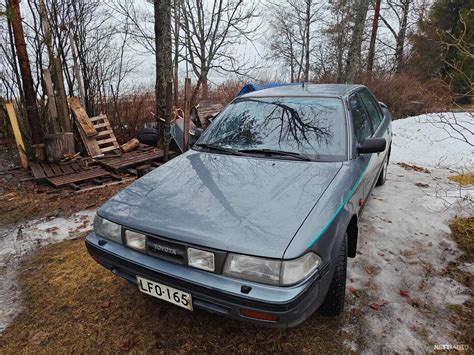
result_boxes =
[357,138,386,154]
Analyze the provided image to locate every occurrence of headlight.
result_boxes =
[223,254,281,285]
[94,215,122,244]
[280,253,321,285]
[223,252,321,286]
[125,230,146,251]
[187,247,215,272]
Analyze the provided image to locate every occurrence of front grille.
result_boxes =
[146,236,186,264]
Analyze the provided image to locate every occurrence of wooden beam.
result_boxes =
[5,101,28,168]
[183,77,191,151]
[42,68,60,132]
[69,96,97,137]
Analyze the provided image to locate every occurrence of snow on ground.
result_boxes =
[346,112,473,353]
[391,112,473,169]
[0,210,95,332]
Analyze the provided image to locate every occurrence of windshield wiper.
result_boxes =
[238,148,313,161]
[195,143,244,156]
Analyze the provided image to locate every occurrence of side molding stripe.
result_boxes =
[307,168,367,249]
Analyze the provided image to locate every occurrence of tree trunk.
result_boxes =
[154,0,172,146]
[345,0,370,82]
[304,0,311,81]
[8,0,42,144]
[201,71,208,100]
[367,0,381,72]
[395,0,410,73]
[173,0,180,106]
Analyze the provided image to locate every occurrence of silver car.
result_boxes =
[86,84,392,327]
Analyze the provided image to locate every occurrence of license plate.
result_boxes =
[137,276,193,311]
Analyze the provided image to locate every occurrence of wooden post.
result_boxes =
[52,56,71,132]
[69,33,86,106]
[183,77,191,151]
[163,81,173,162]
[42,68,60,132]
[5,101,28,168]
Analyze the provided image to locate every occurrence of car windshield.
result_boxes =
[195,96,347,161]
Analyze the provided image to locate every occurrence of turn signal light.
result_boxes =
[239,309,279,322]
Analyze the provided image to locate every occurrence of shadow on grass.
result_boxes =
[0,237,349,353]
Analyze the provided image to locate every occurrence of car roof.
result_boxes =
[239,83,365,99]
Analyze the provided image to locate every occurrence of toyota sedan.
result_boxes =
[86,84,392,327]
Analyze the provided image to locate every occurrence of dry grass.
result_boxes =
[450,217,474,263]
[448,173,474,186]
[0,182,128,226]
[0,237,347,353]
[445,217,474,347]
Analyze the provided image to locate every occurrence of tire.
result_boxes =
[376,148,390,186]
[138,128,158,146]
[318,233,347,316]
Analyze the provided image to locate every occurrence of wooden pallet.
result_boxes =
[30,161,85,180]
[90,115,120,154]
[47,167,110,187]
[30,161,111,188]
[97,148,164,172]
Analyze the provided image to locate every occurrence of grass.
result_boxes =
[446,217,474,348]
[0,237,347,353]
[0,182,127,226]
[450,217,474,262]
[448,173,474,186]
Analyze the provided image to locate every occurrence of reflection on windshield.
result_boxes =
[196,97,347,160]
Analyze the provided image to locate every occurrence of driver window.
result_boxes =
[349,94,373,144]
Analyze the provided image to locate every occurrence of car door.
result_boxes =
[358,89,390,178]
[348,93,377,203]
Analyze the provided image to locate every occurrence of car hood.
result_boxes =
[99,151,342,258]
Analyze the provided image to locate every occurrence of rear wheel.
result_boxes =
[318,233,347,316]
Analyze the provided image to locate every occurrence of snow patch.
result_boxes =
[391,112,473,169]
[0,210,96,332]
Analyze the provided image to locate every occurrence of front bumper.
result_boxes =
[85,232,332,328]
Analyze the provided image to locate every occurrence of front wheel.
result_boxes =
[318,233,347,316]
[376,151,390,186]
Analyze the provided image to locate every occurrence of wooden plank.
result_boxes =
[48,167,109,187]
[40,162,54,177]
[5,102,28,169]
[97,137,118,145]
[50,164,63,176]
[96,129,113,137]
[90,114,107,123]
[59,163,74,174]
[70,162,82,171]
[30,161,47,180]
[100,145,119,153]
[92,122,111,129]
[69,96,97,137]
[98,149,164,172]
[76,122,103,158]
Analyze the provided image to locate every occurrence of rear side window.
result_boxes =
[359,90,383,130]
[349,95,372,144]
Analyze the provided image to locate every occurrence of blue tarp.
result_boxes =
[236,83,300,97]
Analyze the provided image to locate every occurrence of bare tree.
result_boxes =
[267,0,322,82]
[180,0,260,102]
[379,0,412,73]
